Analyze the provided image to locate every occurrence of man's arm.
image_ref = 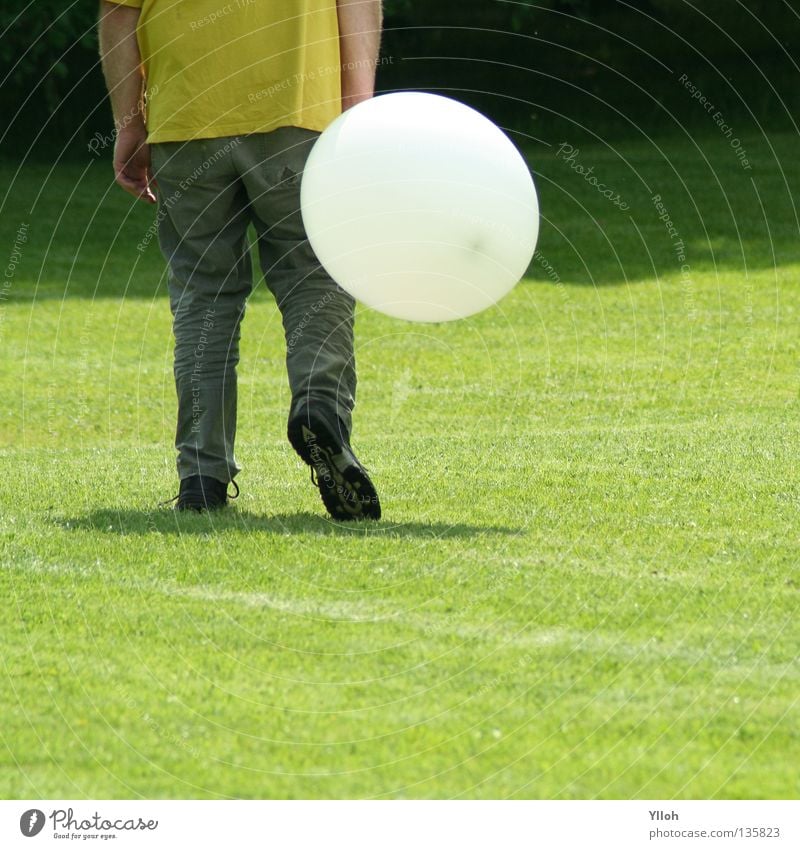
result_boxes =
[98,1,155,203]
[336,0,382,112]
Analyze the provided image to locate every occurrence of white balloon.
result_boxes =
[300,92,539,322]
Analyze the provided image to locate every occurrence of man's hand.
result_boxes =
[114,124,156,204]
[99,2,154,202]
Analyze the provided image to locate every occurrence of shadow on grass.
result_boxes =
[60,509,521,539]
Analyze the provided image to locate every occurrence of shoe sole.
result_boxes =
[288,414,381,521]
[175,499,227,513]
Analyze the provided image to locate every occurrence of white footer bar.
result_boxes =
[3,800,798,849]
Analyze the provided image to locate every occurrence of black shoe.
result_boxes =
[163,475,239,512]
[287,406,381,521]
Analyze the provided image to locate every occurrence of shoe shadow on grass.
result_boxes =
[61,509,522,539]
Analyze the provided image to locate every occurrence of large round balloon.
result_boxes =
[300,92,539,322]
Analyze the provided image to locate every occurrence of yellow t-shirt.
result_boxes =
[109,0,342,142]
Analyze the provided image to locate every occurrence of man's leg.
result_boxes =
[235,128,357,436]
[151,137,251,484]
[234,129,380,520]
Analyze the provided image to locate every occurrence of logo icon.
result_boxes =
[19,809,46,837]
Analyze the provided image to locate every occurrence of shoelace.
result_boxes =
[309,460,372,490]
[159,479,240,507]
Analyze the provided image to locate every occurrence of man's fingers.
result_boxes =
[114,166,143,192]
[113,136,156,203]
[115,167,157,204]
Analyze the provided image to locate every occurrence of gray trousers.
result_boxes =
[151,128,356,483]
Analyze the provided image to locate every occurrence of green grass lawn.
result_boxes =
[0,128,798,799]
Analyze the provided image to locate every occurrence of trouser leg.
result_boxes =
[235,128,357,436]
[151,137,252,482]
